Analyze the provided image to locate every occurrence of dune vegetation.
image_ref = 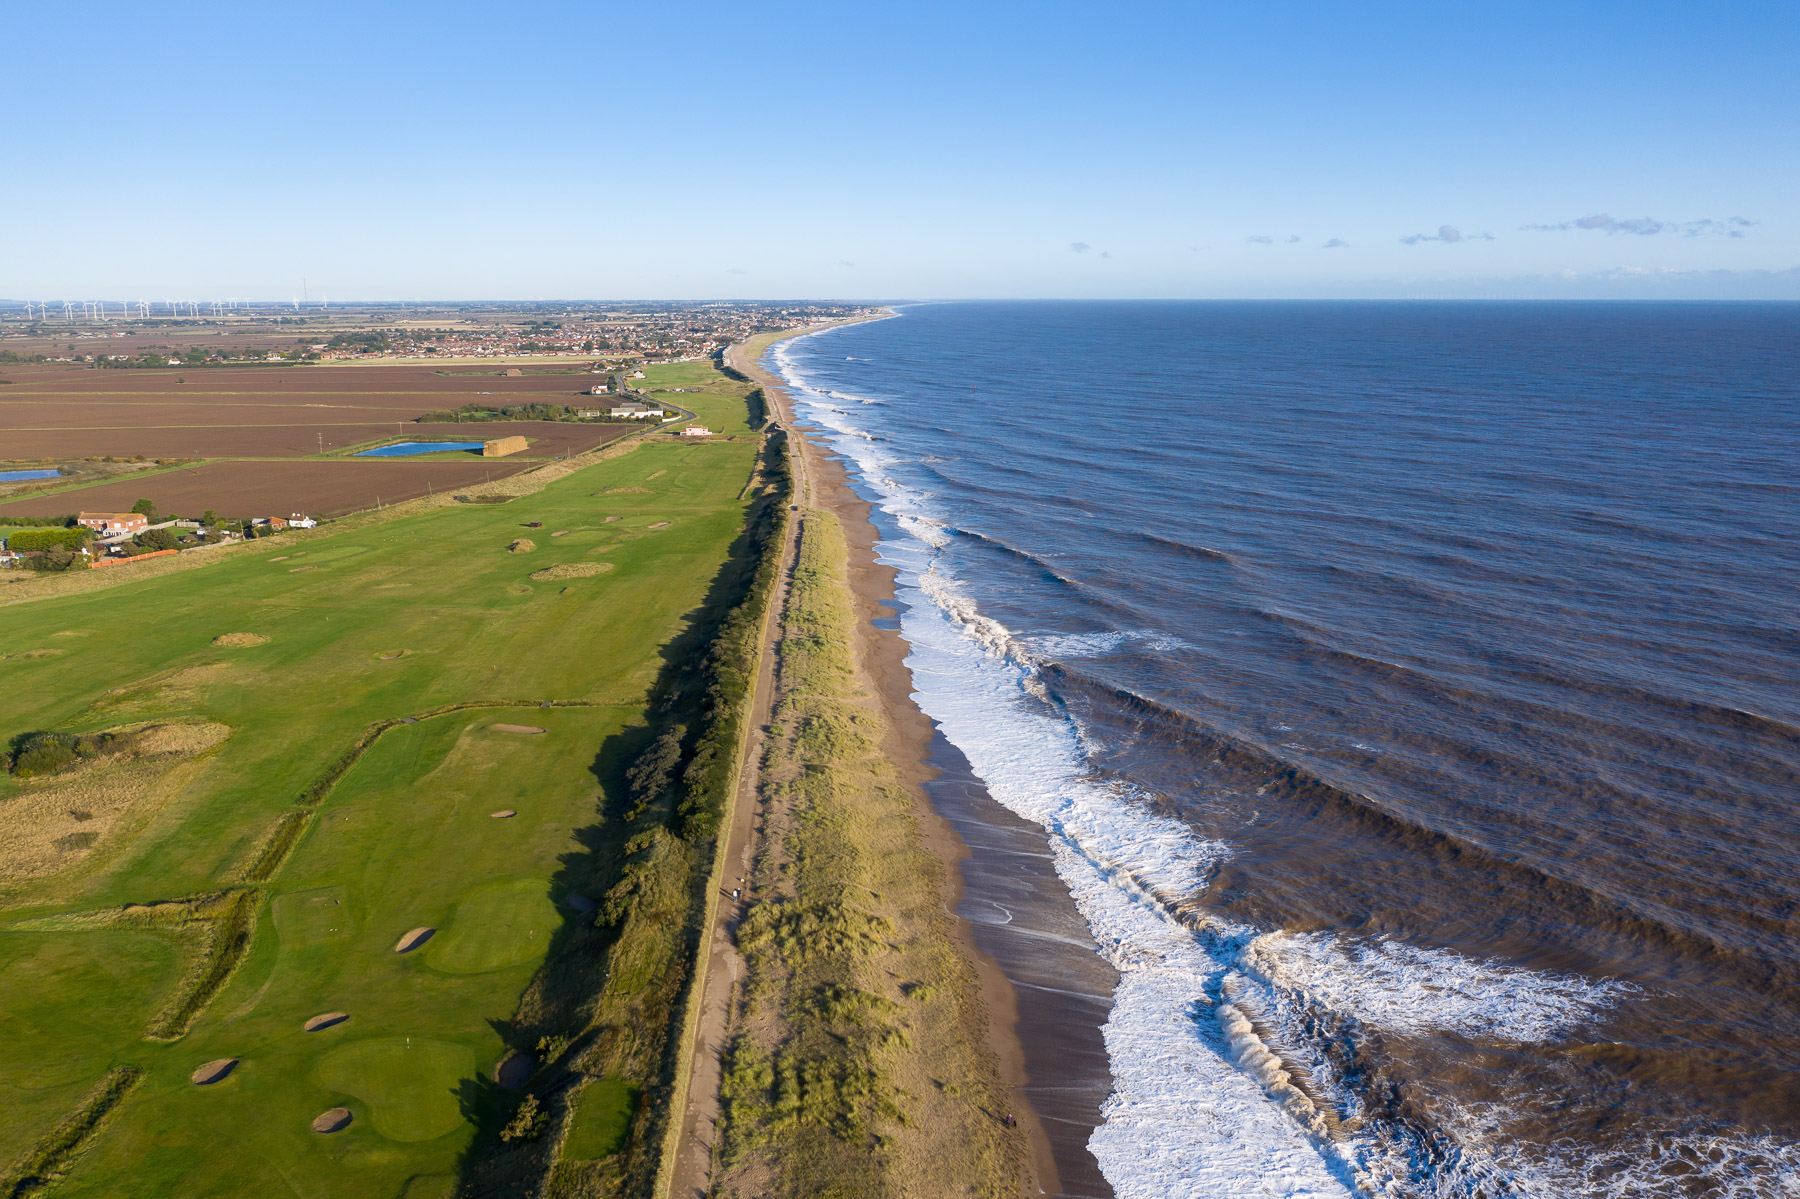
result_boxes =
[710,512,1020,1199]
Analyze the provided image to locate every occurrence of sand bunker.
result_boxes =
[566,893,598,912]
[211,633,268,648]
[551,529,570,537]
[312,1107,353,1133]
[602,516,621,523]
[490,810,516,819]
[494,1053,534,1091]
[377,651,405,660]
[304,1012,349,1032]
[269,556,289,562]
[529,562,611,581]
[394,927,436,953]
[646,521,670,529]
[191,1058,238,1085]
[506,538,536,553]
[491,724,544,735]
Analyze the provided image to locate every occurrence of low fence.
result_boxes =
[91,549,179,568]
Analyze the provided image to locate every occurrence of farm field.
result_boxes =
[0,459,546,520]
[0,415,632,462]
[0,406,767,1196]
[0,359,648,518]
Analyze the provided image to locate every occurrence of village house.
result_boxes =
[289,515,318,529]
[77,512,149,537]
[608,402,664,419]
[678,425,712,437]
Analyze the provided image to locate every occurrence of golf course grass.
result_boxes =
[0,371,771,1197]
[636,361,762,433]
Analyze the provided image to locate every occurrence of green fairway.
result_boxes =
[0,929,185,1165]
[0,378,766,1198]
[637,360,761,433]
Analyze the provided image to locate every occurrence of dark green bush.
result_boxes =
[8,730,120,777]
[6,527,91,553]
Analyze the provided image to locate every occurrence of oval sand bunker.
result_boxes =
[491,724,544,735]
[394,927,435,953]
[304,1011,349,1032]
[191,1058,238,1085]
[490,810,516,819]
[312,1107,353,1133]
[211,633,268,648]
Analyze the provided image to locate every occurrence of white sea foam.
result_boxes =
[1244,931,1632,1042]
[766,332,1782,1198]
[1033,630,1191,659]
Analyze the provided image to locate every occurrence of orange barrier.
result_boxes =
[92,548,179,568]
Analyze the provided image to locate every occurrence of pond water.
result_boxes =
[353,441,484,457]
[0,469,62,482]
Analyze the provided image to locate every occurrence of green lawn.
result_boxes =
[637,361,760,434]
[0,413,761,1196]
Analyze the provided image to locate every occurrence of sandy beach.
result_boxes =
[727,324,1117,1198]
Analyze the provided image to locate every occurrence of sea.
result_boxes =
[766,302,1800,1199]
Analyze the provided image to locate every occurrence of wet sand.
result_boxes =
[732,328,1117,1198]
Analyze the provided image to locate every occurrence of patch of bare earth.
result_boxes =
[528,563,611,581]
[0,721,231,880]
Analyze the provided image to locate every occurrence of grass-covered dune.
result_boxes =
[0,362,782,1197]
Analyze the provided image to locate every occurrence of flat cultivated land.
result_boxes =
[0,361,634,517]
[0,423,760,1195]
[0,460,533,520]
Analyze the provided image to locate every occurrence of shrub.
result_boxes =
[624,724,686,820]
[138,528,179,551]
[26,544,89,572]
[7,527,91,553]
[499,1094,548,1143]
[8,729,120,778]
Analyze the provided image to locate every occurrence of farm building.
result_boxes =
[77,512,149,537]
[482,436,529,457]
[607,402,663,419]
[678,426,712,438]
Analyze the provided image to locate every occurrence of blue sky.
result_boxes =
[3,0,1795,299]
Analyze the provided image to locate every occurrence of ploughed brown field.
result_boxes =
[0,360,639,517]
[0,459,523,519]
[0,362,607,399]
[0,416,632,459]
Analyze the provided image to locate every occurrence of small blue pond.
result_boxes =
[354,441,485,458]
[0,469,61,482]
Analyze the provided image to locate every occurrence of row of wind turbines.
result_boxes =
[16,295,330,322]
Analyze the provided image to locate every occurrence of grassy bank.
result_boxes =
[710,511,1020,1199]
